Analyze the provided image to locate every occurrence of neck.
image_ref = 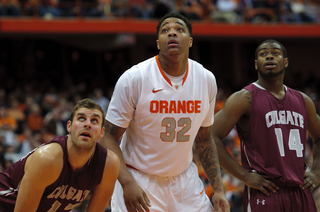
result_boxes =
[256,78,286,100]
[158,53,188,76]
[67,137,95,172]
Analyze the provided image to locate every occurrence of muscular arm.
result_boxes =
[212,90,278,196]
[300,92,320,190]
[195,126,222,191]
[100,121,129,186]
[195,126,230,211]
[212,90,251,181]
[99,121,150,212]
[86,150,120,212]
[14,143,63,212]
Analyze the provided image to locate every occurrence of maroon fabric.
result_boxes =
[237,84,307,185]
[0,135,107,212]
[243,185,317,212]
[237,83,317,211]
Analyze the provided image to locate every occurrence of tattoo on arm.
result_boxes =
[105,122,121,136]
[244,92,252,105]
[195,127,221,190]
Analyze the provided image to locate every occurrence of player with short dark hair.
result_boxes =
[101,12,230,212]
[212,39,320,211]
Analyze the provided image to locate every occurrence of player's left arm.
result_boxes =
[86,150,120,212]
[300,92,320,191]
[195,126,230,211]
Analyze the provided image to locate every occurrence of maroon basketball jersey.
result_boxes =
[237,83,307,185]
[0,135,108,212]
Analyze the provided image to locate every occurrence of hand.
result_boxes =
[243,172,279,196]
[211,190,230,212]
[122,181,151,212]
[302,171,320,191]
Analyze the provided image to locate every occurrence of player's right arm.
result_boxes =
[100,121,151,212]
[212,89,278,196]
[14,143,63,212]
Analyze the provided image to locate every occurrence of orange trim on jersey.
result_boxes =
[155,55,189,87]
[182,63,188,86]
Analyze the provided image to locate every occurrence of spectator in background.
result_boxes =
[283,0,318,23]
[44,107,67,136]
[0,143,6,172]
[244,0,281,23]
[26,103,43,135]
[179,0,209,20]
[15,127,41,157]
[0,89,7,108]
[0,0,20,16]
[0,106,18,148]
[152,0,171,18]
[92,88,109,115]
[210,0,240,23]
[81,0,104,17]
[7,97,25,135]
[37,0,61,18]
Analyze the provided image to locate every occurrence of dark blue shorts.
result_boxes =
[243,185,317,212]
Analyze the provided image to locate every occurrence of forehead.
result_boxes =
[258,42,282,51]
[75,108,102,117]
[160,17,186,28]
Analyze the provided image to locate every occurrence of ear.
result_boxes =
[67,120,72,133]
[156,40,160,50]
[284,58,289,68]
[99,127,105,139]
[189,37,193,48]
[255,60,258,70]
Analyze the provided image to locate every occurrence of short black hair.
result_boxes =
[255,39,287,60]
[156,12,192,37]
[70,98,105,128]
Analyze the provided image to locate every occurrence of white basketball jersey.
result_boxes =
[106,56,217,176]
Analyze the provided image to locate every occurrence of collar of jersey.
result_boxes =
[155,55,189,87]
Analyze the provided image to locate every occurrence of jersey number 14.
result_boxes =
[275,128,304,157]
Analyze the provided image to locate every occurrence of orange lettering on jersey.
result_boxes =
[187,101,194,113]
[160,100,168,113]
[150,100,159,113]
[195,100,201,113]
[150,100,202,114]
[169,100,177,113]
[178,101,186,113]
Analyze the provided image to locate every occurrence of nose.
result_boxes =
[168,29,176,37]
[84,120,91,129]
[266,52,273,59]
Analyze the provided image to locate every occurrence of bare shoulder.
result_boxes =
[26,142,64,173]
[230,89,252,104]
[222,89,251,114]
[298,91,314,106]
[105,150,120,171]
[101,150,120,181]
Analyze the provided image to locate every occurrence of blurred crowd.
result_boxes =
[0,0,320,24]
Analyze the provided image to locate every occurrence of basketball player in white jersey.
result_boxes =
[101,13,230,212]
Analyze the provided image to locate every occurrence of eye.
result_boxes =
[78,117,85,121]
[177,28,183,32]
[273,52,280,56]
[161,29,168,33]
[91,118,99,124]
